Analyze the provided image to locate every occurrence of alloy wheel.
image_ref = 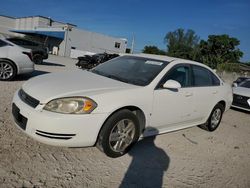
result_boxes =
[109,119,136,152]
[211,108,222,128]
[0,62,14,80]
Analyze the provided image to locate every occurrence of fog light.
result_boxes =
[247,99,250,106]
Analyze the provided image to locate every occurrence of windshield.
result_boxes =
[91,56,168,86]
[239,80,250,88]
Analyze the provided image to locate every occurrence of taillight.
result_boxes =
[22,52,33,61]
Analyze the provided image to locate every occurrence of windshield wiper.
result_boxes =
[91,70,126,82]
[91,70,144,86]
[91,69,106,77]
[105,74,131,84]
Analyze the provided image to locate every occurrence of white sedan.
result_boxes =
[12,54,232,157]
[232,79,250,111]
[0,38,34,81]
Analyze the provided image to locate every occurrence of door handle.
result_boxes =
[212,91,218,94]
[185,92,193,97]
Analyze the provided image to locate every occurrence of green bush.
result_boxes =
[217,63,240,73]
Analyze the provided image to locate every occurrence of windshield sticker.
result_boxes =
[145,61,163,66]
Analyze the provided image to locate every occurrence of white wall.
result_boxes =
[70,49,95,58]
[66,28,127,57]
[38,17,49,27]
[15,16,50,30]
[0,16,16,36]
[0,15,128,58]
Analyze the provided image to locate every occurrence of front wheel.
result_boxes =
[200,103,224,132]
[97,109,140,158]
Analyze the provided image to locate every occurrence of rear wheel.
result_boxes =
[97,109,140,158]
[0,60,17,81]
[33,54,43,64]
[200,103,224,132]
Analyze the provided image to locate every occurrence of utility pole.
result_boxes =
[131,34,135,54]
[64,25,68,57]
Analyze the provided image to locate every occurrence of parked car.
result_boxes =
[76,53,119,69]
[6,37,48,64]
[232,79,250,111]
[0,38,34,81]
[12,54,232,157]
[232,76,250,87]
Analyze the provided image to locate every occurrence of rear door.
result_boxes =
[191,65,221,120]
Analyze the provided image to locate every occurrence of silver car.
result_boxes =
[232,79,250,111]
[0,38,34,81]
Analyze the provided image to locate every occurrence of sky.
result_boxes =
[1,0,250,61]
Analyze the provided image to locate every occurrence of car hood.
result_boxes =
[233,86,250,97]
[22,70,138,103]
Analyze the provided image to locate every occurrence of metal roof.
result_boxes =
[10,29,65,39]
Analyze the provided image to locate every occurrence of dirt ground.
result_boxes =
[0,56,250,188]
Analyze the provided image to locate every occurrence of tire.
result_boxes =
[97,109,140,158]
[33,54,43,64]
[0,60,17,81]
[200,103,224,132]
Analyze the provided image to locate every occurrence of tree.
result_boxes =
[142,45,166,55]
[198,35,243,69]
[164,28,200,60]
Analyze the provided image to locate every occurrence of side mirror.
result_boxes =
[163,80,181,89]
[233,83,237,87]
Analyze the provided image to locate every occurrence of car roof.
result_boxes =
[124,53,177,62]
[122,53,207,66]
[120,53,220,77]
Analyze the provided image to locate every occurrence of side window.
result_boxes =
[12,39,22,45]
[115,42,121,49]
[192,65,213,87]
[24,40,38,46]
[161,65,191,87]
[211,72,220,86]
[22,40,30,45]
[0,40,7,47]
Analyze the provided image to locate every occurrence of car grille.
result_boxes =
[35,130,76,140]
[232,94,250,109]
[12,103,27,130]
[18,89,40,108]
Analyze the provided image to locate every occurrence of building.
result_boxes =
[0,15,127,58]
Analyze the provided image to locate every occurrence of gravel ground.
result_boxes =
[0,55,250,188]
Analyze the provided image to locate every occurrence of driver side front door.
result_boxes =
[150,64,197,132]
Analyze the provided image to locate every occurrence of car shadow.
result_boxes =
[15,70,50,81]
[230,107,250,114]
[120,128,170,188]
[40,61,65,67]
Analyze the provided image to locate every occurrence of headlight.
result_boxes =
[43,97,97,114]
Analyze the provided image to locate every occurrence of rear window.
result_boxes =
[7,38,39,46]
[0,39,8,47]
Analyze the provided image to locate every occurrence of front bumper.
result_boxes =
[232,94,250,111]
[12,91,109,147]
